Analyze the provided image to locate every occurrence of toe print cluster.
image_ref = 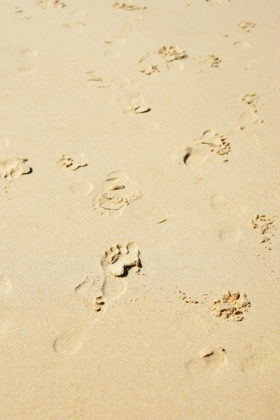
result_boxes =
[0,158,32,181]
[101,242,141,277]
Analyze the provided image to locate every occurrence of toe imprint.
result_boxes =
[58,152,88,171]
[101,242,141,277]
[0,158,32,181]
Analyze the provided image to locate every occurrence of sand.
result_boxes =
[0,0,280,418]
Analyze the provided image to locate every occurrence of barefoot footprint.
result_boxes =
[113,1,147,11]
[58,152,88,171]
[53,329,84,355]
[173,146,209,170]
[36,0,66,8]
[101,242,141,277]
[93,171,142,216]
[74,276,107,314]
[54,243,141,354]
[101,242,141,300]
[0,158,32,181]
[186,345,227,375]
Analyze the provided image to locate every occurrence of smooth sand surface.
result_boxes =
[0,0,280,419]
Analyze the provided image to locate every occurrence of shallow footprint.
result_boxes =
[173,146,209,170]
[18,49,39,76]
[186,345,227,375]
[233,40,251,48]
[53,329,84,355]
[75,276,107,314]
[218,227,242,243]
[101,276,127,301]
[118,90,151,114]
[146,207,168,224]
[70,178,93,196]
[241,340,279,376]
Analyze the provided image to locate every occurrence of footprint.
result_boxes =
[218,227,242,243]
[53,329,84,355]
[205,54,222,68]
[197,130,230,162]
[192,54,222,72]
[69,178,93,196]
[18,49,39,75]
[211,194,245,243]
[138,46,186,75]
[241,340,279,377]
[75,276,107,314]
[113,1,147,11]
[86,70,106,87]
[237,21,256,33]
[0,158,32,181]
[35,0,66,8]
[233,40,251,48]
[14,7,32,20]
[101,242,141,278]
[146,207,168,224]
[64,21,86,30]
[158,45,187,63]
[110,15,144,42]
[118,90,151,114]
[173,146,209,170]
[252,214,275,250]
[0,276,13,298]
[138,54,160,76]
[54,277,106,356]
[58,152,88,171]
[240,93,263,124]
[101,276,127,301]
[242,93,258,110]
[20,49,38,59]
[210,291,251,321]
[111,76,150,113]
[93,171,142,216]
[54,242,141,355]
[186,345,227,375]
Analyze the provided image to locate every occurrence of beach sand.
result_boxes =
[0,0,280,418]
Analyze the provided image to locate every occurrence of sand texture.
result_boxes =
[0,0,280,419]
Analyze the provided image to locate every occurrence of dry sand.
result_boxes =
[0,0,280,418]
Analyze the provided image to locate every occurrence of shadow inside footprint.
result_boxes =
[173,146,209,169]
[101,242,141,278]
[186,345,227,375]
